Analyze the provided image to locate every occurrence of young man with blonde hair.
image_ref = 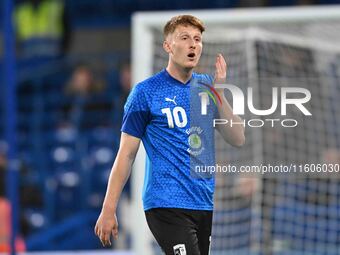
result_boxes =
[95,15,245,255]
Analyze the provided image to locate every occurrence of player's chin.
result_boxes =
[184,61,198,69]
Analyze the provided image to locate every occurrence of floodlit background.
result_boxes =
[0,0,340,255]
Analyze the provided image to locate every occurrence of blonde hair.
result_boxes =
[163,15,205,38]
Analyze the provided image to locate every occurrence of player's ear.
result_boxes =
[163,40,171,54]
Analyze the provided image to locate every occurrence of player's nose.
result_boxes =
[188,37,196,48]
[189,42,196,49]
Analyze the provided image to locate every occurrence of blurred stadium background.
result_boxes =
[1,0,340,255]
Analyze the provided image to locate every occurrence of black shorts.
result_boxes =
[145,208,212,255]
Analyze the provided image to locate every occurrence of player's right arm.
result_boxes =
[94,132,141,247]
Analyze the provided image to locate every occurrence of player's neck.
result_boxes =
[166,64,193,84]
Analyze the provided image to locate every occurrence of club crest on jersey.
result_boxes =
[186,126,204,156]
[165,96,177,105]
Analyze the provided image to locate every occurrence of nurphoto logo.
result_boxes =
[199,83,312,128]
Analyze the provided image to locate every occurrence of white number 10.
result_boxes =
[161,107,187,128]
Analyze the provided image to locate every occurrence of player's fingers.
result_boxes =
[104,233,112,246]
[215,63,224,82]
[215,57,223,77]
[219,53,227,67]
[216,55,222,68]
[217,54,227,75]
[112,222,119,239]
[98,229,106,246]
[112,228,119,240]
[98,228,105,244]
[219,55,226,72]
[99,237,106,247]
[218,54,227,79]
[100,231,111,247]
[94,224,98,236]
[218,54,226,73]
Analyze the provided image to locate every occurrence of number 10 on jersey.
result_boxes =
[162,107,188,128]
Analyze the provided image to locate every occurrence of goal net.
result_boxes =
[132,6,340,255]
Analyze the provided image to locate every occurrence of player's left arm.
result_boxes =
[214,54,245,147]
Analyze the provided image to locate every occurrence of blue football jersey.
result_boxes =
[121,69,217,211]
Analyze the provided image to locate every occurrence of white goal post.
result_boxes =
[131,5,340,255]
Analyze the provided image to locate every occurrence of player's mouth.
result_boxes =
[187,53,196,59]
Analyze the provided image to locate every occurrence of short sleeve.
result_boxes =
[121,84,150,138]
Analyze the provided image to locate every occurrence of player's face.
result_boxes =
[165,25,203,70]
